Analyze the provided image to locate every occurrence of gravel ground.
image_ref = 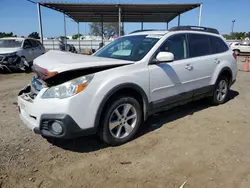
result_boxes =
[0,69,250,188]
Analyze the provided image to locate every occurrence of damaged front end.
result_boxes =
[0,53,29,73]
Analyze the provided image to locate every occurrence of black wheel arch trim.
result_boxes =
[94,83,149,132]
[218,67,233,85]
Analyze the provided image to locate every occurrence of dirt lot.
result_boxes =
[0,69,250,188]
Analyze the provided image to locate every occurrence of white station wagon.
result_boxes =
[18,26,237,146]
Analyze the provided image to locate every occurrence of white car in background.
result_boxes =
[231,40,250,55]
[0,37,45,71]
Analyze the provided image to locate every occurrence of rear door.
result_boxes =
[187,33,218,96]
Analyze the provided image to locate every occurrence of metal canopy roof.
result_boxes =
[40,2,201,23]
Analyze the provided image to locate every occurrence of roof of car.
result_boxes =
[129,30,169,36]
[0,37,37,40]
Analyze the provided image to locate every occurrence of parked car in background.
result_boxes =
[0,37,45,72]
[18,26,237,146]
[231,40,250,55]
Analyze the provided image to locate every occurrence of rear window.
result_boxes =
[210,36,229,54]
[188,34,212,58]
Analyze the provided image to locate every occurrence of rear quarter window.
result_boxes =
[210,36,229,54]
[188,34,212,58]
[28,39,38,47]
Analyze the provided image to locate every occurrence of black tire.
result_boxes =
[209,75,229,105]
[98,96,142,146]
[21,57,31,72]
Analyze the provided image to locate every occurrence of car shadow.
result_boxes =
[48,90,239,153]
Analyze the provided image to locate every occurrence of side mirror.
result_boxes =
[154,52,174,63]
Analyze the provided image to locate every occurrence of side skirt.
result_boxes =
[148,85,214,115]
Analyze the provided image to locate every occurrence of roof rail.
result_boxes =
[130,29,158,34]
[169,26,219,34]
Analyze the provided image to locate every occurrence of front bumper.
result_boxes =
[18,86,96,139]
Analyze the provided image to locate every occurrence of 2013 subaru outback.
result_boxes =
[18,26,237,146]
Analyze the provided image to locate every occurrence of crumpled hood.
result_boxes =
[0,48,21,54]
[34,50,134,73]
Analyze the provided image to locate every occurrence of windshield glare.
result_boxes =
[94,35,161,61]
[0,39,23,48]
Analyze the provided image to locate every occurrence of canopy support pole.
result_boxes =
[101,14,104,44]
[64,13,67,51]
[166,22,169,30]
[118,6,121,36]
[198,3,203,26]
[178,14,180,26]
[141,22,144,30]
[122,21,124,35]
[37,3,43,44]
[77,22,80,53]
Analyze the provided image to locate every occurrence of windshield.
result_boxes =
[0,39,23,48]
[94,35,161,61]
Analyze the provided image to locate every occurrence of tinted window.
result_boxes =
[210,36,229,54]
[28,39,38,47]
[23,40,32,48]
[36,40,43,47]
[0,39,23,48]
[240,43,250,46]
[159,34,188,60]
[188,34,212,57]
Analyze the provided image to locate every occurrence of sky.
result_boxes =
[1,0,250,38]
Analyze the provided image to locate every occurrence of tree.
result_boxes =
[28,32,40,39]
[72,33,83,40]
[223,32,249,40]
[0,32,16,38]
[89,22,124,39]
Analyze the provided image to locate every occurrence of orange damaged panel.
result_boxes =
[32,64,58,80]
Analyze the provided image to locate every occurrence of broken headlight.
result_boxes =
[42,74,94,99]
[3,52,19,64]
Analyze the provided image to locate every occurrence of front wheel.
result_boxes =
[210,76,229,105]
[98,96,142,146]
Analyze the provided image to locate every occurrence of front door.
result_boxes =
[149,34,194,110]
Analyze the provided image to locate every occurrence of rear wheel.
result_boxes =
[210,76,229,105]
[98,96,142,146]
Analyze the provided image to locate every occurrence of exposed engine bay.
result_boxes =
[0,54,29,73]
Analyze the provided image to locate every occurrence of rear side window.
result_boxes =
[36,40,42,46]
[210,36,229,54]
[188,34,212,58]
[28,39,38,47]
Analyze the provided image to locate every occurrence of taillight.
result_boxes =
[233,52,237,60]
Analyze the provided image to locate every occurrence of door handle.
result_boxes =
[185,64,193,70]
[214,59,220,64]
